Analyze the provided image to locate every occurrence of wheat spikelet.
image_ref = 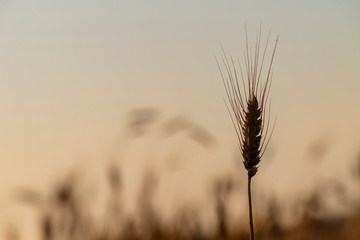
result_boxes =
[217,27,278,178]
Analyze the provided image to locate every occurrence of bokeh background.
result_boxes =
[1,0,360,239]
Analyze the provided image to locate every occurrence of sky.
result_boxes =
[0,0,360,239]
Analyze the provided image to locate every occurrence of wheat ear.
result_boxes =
[216,28,278,240]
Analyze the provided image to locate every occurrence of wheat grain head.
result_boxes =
[217,28,278,178]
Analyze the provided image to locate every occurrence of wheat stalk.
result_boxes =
[216,27,278,240]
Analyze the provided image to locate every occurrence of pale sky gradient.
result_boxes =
[0,0,360,239]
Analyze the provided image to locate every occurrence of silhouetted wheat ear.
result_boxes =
[217,27,278,240]
[216,28,278,178]
[243,96,261,177]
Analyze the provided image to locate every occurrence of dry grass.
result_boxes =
[15,165,360,240]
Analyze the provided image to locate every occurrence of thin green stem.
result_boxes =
[248,176,255,240]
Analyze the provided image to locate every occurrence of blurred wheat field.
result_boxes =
[5,109,360,240]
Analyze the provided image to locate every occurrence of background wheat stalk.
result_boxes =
[216,28,278,240]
